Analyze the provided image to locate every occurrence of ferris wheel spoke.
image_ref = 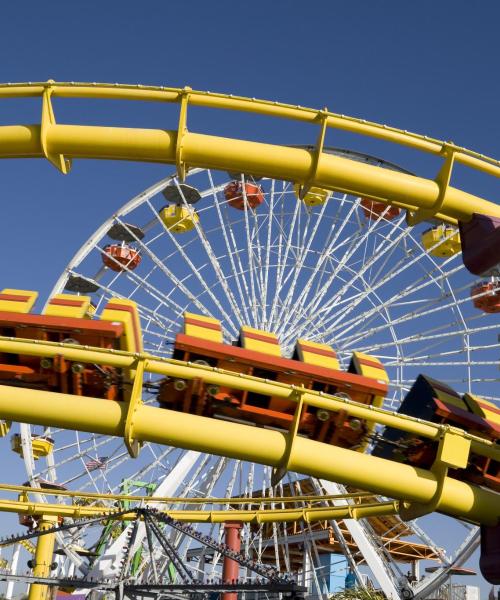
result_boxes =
[273,197,332,338]
[317,234,462,332]
[355,319,499,355]
[60,446,129,490]
[32,434,114,482]
[207,170,253,327]
[271,211,349,337]
[222,213,256,327]
[113,216,230,331]
[315,216,411,320]
[114,446,179,495]
[336,285,484,351]
[325,261,465,345]
[267,187,303,330]
[259,179,277,330]
[282,266,387,349]
[385,341,500,365]
[173,177,248,329]
[240,177,264,327]
[252,207,272,329]
[388,360,498,367]
[143,199,240,336]
[309,225,443,335]
[288,198,374,327]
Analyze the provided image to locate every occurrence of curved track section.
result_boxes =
[0,81,498,225]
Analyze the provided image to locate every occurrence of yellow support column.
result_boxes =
[28,515,57,600]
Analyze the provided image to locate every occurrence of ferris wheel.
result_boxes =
[9,154,497,600]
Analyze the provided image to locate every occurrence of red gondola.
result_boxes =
[102,244,141,272]
[471,282,500,313]
[360,198,401,220]
[224,181,265,210]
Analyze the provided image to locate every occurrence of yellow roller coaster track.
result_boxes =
[0,81,499,225]
[0,484,398,525]
[0,337,498,526]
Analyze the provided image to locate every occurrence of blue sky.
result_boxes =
[0,0,498,595]
[0,0,499,297]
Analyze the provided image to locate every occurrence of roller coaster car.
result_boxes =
[157,312,389,450]
[0,289,142,402]
[371,374,500,492]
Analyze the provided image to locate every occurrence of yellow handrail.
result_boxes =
[0,485,399,524]
[0,482,372,505]
[0,337,498,525]
[0,81,498,223]
[1,336,497,461]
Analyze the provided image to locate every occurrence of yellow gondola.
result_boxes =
[11,434,54,460]
[421,225,461,257]
[294,184,331,206]
[159,205,199,233]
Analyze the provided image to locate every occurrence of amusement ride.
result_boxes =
[0,81,497,600]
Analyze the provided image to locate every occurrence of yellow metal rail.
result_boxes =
[0,81,499,224]
[0,337,498,526]
[0,482,372,506]
[0,497,398,525]
[1,336,497,461]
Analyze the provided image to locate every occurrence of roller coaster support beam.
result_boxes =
[27,515,57,600]
[0,383,497,527]
[222,522,242,600]
[0,82,499,224]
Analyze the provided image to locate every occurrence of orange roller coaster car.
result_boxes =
[372,374,500,492]
[157,312,389,451]
[0,289,141,402]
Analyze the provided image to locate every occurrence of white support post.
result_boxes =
[6,543,21,599]
[321,480,402,600]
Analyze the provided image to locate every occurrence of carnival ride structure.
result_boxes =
[0,82,498,600]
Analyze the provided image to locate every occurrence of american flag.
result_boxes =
[85,456,108,472]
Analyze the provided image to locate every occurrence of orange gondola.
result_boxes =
[471,282,500,313]
[360,198,401,220]
[102,244,141,272]
[224,181,265,210]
